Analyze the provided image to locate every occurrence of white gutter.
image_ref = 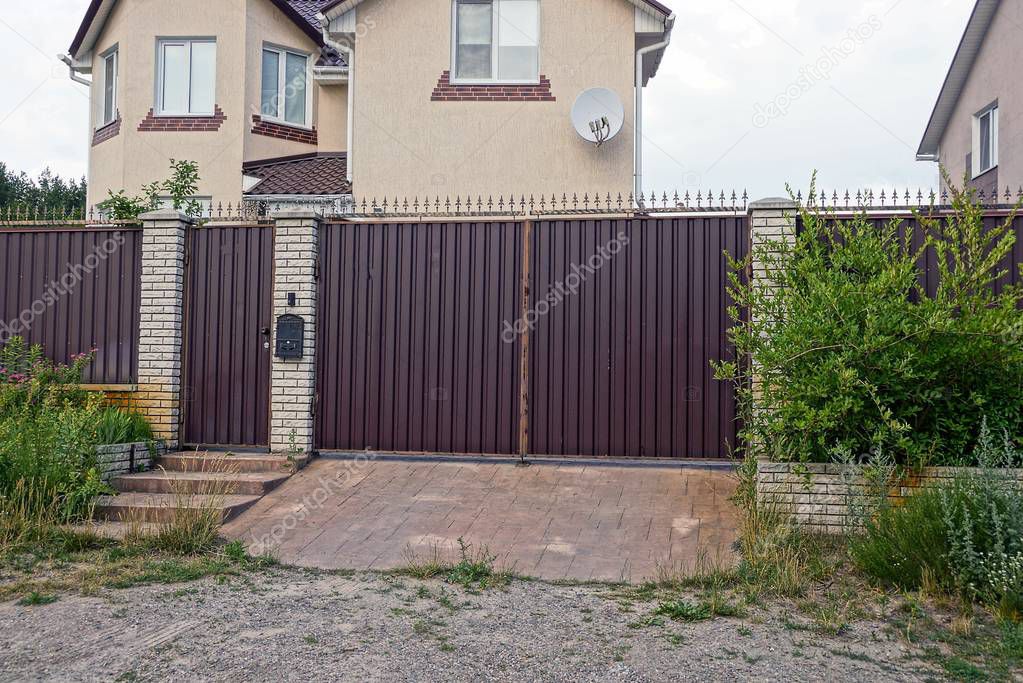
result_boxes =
[634,13,674,204]
[318,15,354,184]
[59,54,91,87]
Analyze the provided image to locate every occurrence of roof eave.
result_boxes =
[917,0,1000,159]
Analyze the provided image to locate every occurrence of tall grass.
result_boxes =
[850,426,1023,621]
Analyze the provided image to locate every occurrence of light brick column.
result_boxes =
[270,211,320,453]
[136,209,191,446]
[747,198,798,460]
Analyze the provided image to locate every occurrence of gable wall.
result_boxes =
[938,0,1023,192]
[350,0,638,199]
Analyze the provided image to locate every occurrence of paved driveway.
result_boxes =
[223,456,738,583]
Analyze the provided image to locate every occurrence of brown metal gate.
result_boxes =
[316,221,523,454]
[316,215,747,458]
[183,224,273,448]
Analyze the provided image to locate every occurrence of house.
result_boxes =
[63,0,675,211]
[917,0,1022,195]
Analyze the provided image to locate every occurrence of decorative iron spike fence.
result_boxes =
[4,184,1022,225]
[327,190,751,218]
[797,185,1023,211]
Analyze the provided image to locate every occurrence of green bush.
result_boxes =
[851,426,1023,620]
[0,338,152,525]
[715,177,1023,467]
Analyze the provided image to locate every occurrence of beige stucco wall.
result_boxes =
[317,85,349,152]
[937,0,1023,191]
[86,0,348,208]
[87,0,249,208]
[349,0,637,199]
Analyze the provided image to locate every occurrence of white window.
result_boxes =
[101,48,118,125]
[260,45,310,127]
[452,0,539,83]
[973,103,999,177]
[156,39,216,115]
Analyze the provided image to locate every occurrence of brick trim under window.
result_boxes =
[431,71,555,102]
[138,106,227,132]
[92,116,121,146]
[251,116,318,145]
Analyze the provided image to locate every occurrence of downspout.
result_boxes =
[318,17,354,185]
[634,13,675,205]
[59,54,92,87]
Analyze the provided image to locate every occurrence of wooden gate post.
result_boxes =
[517,219,533,460]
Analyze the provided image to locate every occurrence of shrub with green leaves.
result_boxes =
[715,178,1023,467]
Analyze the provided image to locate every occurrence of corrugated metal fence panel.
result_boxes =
[528,217,748,458]
[183,225,273,447]
[316,221,523,454]
[804,213,1023,302]
[0,226,141,384]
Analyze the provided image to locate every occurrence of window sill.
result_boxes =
[138,106,227,132]
[251,115,318,145]
[257,116,314,133]
[431,71,555,102]
[92,116,121,146]
[972,164,998,181]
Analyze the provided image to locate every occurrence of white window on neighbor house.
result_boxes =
[100,47,118,126]
[260,45,310,127]
[452,0,539,83]
[973,103,999,178]
[156,39,217,115]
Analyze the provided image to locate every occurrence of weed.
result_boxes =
[17,591,57,606]
[653,599,711,622]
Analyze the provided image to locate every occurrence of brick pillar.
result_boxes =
[747,198,798,459]
[270,211,320,453]
[136,209,191,446]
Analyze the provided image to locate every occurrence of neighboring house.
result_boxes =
[917,0,1022,196]
[63,0,674,210]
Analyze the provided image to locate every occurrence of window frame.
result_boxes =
[155,37,218,117]
[260,43,313,130]
[450,0,540,86]
[973,102,999,178]
[100,46,118,126]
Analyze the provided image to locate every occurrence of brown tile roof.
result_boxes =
[243,153,351,196]
[71,1,341,59]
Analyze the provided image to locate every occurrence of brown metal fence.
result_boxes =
[0,224,141,384]
[182,224,274,447]
[316,214,749,458]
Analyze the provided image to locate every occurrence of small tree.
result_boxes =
[714,175,1023,468]
[97,159,202,221]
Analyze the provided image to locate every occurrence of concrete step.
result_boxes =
[93,493,261,523]
[111,471,291,496]
[157,452,309,474]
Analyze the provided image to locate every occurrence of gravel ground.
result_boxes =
[0,567,938,682]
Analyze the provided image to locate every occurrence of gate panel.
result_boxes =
[183,225,273,447]
[316,221,522,454]
[528,216,748,458]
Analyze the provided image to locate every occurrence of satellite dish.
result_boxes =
[571,88,625,147]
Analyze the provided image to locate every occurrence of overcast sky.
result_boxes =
[0,0,972,200]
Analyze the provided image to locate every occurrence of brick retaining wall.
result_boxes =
[95,442,166,482]
[757,461,1023,534]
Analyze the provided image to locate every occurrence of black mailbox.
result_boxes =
[275,314,305,359]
